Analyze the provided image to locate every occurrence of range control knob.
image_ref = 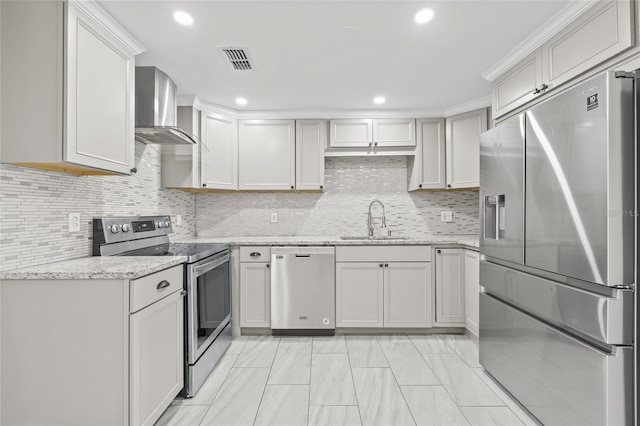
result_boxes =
[109,224,121,234]
[157,222,165,228]
[164,221,171,228]
[121,224,131,233]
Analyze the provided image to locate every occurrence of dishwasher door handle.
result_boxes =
[295,254,311,258]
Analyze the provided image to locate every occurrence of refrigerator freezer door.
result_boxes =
[525,71,634,286]
[480,293,633,426]
[480,114,525,264]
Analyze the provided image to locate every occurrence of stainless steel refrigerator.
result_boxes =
[479,70,637,426]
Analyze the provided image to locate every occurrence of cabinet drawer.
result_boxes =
[130,265,183,313]
[336,245,431,262]
[239,246,272,262]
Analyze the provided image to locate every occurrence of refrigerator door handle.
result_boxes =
[484,194,505,240]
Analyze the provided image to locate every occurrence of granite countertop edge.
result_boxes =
[0,256,188,281]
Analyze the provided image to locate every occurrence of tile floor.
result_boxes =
[156,334,540,426]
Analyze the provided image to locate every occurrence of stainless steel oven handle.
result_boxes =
[193,253,231,276]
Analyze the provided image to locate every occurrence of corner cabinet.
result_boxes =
[1,0,140,175]
[1,265,184,426]
[464,250,480,337]
[295,120,326,190]
[445,109,487,189]
[201,112,239,190]
[238,120,295,190]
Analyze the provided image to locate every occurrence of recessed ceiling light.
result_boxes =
[373,96,386,105]
[174,11,193,26]
[235,97,248,106]
[415,9,434,24]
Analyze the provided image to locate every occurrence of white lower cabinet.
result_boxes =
[239,247,272,328]
[434,248,466,326]
[464,250,480,337]
[384,262,432,327]
[130,290,184,426]
[335,246,431,328]
[0,265,184,426]
[336,262,384,327]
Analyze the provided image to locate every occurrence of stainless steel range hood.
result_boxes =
[135,67,197,145]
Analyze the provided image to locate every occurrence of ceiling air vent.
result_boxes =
[218,46,254,70]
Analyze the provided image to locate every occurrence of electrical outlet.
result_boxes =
[68,213,80,232]
[271,213,278,223]
[176,215,182,226]
[440,211,453,222]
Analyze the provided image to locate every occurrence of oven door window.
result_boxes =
[196,262,230,351]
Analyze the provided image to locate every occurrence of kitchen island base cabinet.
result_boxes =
[0,266,184,426]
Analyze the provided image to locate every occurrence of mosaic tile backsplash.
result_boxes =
[0,142,196,271]
[197,157,479,237]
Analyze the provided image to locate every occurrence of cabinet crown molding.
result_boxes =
[481,0,599,82]
[69,0,145,55]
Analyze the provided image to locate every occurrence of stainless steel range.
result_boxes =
[93,215,231,398]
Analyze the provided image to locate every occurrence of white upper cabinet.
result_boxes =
[372,118,416,147]
[238,120,295,190]
[329,118,415,148]
[445,109,487,189]
[493,51,543,119]
[409,118,446,190]
[295,120,326,191]
[201,112,238,190]
[542,0,633,88]
[0,0,139,175]
[329,119,373,148]
[491,0,634,119]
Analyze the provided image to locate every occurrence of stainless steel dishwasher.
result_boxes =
[271,246,335,333]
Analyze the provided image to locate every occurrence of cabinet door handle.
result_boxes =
[250,252,262,257]
[266,264,271,268]
[532,87,541,95]
[379,263,384,268]
[419,184,423,188]
[157,280,170,289]
[447,184,451,188]
[540,83,549,92]
[437,249,442,254]
[374,142,378,146]
[384,263,389,267]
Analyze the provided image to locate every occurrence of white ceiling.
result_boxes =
[99,0,573,115]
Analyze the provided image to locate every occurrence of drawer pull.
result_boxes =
[250,252,262,257]
[157,280,171,290]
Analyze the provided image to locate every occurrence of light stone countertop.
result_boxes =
[174,235,480,249]
[0,256,187,280]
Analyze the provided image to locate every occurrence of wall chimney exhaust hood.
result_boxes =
[135,67,197,145]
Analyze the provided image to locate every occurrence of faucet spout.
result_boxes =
[368,200,386,237]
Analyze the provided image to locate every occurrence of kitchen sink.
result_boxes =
[339,236,412,241]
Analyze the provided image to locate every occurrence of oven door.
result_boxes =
[186,251,231,365]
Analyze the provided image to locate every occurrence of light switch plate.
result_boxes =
[271,213,278,223]
[440,211,453,222]
[176,215,182,226]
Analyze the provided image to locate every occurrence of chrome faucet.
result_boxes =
[368,200,387,237]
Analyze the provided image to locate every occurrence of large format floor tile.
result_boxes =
[423,354,502,406]
[378,339,439,385]
[308,406,362,426]
[172,353,239,406]
[459,407,525,426]
[345,336,388,368]
[312,336,348,353]
[200,367,270,425]
[268,341,312,384]
[157,334,535,426]
[254,385,310,426]
[409,335,455,354]
[401,386,469,426]
[234,336,280,368]
[310,354,357,405]
[351,368,415,426]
